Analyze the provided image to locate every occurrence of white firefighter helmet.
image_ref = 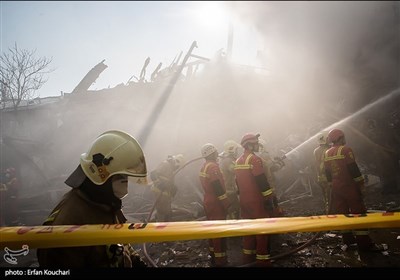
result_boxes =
[317,132,328,145]
[223,140,240,156]
[173,154,186,169]
[258,138,268,153]
[80,130,148,185]
[201,143,218,158]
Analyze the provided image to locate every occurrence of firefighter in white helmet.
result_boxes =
[150,154,185,222]
[313,132,330,213]
[199,143,230,267]
[37,130,148,268]
[219,140,241,219]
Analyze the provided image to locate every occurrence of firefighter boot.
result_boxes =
[214,254,228,267]
[255,259,273,267]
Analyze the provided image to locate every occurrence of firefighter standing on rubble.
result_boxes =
[258,138,285,217]
[150,154,185,222]
[234,133,274,267]
[37,130,148,268]
[219,140,241,219]
[199,143,230,267]
[313,132,331,213]
[324,128,383,252]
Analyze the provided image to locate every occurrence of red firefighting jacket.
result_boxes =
[324,145,364,191]
[199,160,229,218]
[234,150,273,214]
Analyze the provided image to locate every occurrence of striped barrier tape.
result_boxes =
[0,212,399,249]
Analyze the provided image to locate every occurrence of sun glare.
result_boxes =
[193,2,229,28]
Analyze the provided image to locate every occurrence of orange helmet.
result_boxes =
[240,133,260,148]
[327,129,344,143]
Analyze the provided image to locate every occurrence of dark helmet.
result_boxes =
[327,129,344,143]
[240,133,260,148]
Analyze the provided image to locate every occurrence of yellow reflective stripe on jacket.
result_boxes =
[354,175,364,182]
[243,249,256,255]
[234,154,253,170]
[256,254,270,260]
[44,210,60,224]
[209,247,214,252]
[218,193,228,201]
[325,146,345,161]
[318,175,328,183]
[151,185,171,197]
[199,162,213,178]
[319,149,327,172]
[262,189,273,197]
[214,252,227,258]
[354,230,369,235]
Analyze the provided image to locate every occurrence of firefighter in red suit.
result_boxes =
[234,133,274,267]
[199,143,230,267]
[324,129,382,251]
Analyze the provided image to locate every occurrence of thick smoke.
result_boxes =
[226,1,399,111]
[2,2,399,204]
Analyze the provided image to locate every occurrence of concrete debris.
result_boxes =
[325,233,337,238]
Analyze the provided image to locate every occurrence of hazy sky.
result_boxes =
[1,1,263,97]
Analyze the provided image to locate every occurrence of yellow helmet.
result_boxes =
[201,143,217,158]
[223,140,240,156]
[80,130,148,185]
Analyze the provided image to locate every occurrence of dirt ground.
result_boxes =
[1,179,398,269]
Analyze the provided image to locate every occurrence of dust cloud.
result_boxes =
[2,1,399,203]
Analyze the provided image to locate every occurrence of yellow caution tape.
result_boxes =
[0,213,399,249]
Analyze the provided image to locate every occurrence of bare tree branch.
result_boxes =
[0,42,54,110]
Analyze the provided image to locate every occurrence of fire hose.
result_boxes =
[238,183,332,267]
[142,156,203,267]
[142,153,326,267]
